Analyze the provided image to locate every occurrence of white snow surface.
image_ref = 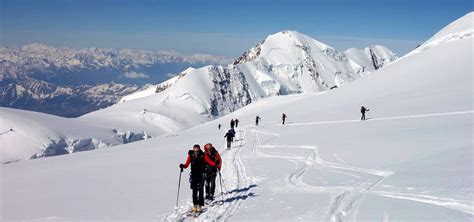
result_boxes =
[1,12,473,221]
[0,108,149,163]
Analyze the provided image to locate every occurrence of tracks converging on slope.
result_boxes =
[250,128,394,222]
[164,110,473,221]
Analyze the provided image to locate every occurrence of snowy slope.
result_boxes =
[0,108,150,163]
[80,66,217,136]
[118,68,192,103]
[1,12,472,221]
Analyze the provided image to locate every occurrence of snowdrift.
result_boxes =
[0,108,150,163]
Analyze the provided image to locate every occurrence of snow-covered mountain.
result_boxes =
[84,31,397,134]
[2,12,472,221]
[124,31,397,103]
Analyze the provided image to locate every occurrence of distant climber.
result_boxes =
[255,116,261,126]
[203,143,222,201]
[218,124,222,130]
[224,129,235,149]
[179,144,217,213]
[361,106,370,121]
[229,128,236,142]
[234,119,239,128]
[282,113,287,125]
[230,119,235,129]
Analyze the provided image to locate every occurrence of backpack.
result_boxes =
[204,149,219,173]
[188,150,205,173]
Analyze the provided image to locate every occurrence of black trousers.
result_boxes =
[227,140,232,149]
[361,112,366,120]
[205,173,217,196]
[190,174,204,206]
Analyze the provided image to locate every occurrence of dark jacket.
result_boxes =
[182,150,216,174]
[224,132,234,141]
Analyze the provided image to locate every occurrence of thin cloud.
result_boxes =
[123,71,149,79]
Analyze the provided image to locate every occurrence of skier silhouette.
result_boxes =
[361,106,370,120]
[255,116,261,126]
[224,129,235,149]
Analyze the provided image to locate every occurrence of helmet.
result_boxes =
[204,143,213,151]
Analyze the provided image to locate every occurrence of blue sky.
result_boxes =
[1,0,472,57]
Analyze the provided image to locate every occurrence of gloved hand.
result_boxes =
[179,164,184,169]
[215,160,220,166]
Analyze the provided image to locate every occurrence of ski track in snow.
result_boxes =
[164,128,252,221]
[0,129,15,136]
[373,191,474,215]
[271,110,474,127]
[254,112,474,220]
[251,128,394,222]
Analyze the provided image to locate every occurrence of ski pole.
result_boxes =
[175,167,183,209]
[218,170,228,193]
[218,170,225,202]
[221,171,229,191]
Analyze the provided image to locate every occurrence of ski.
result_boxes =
[186,208,207,218]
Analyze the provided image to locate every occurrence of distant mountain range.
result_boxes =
[0,44,229,117]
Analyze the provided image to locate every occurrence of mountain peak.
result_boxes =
[233,30,337,65]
